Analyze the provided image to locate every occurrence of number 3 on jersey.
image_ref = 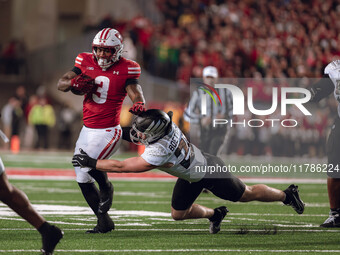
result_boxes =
[92,76,109,104]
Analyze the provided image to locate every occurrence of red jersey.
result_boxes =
[74,53,141,128]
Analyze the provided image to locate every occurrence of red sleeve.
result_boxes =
[74,53,85,69]
[127,60,141,79]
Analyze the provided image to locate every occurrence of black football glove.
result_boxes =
[72,149,97,169]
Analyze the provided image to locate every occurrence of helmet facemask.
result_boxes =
[129,112,172,146]
[92,28,124,70]
[130,121,168,146]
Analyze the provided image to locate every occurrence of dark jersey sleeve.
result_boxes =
[72,66,82,75]
[310,74,334,102]
[125,78,139,87]
[122,126,132,142]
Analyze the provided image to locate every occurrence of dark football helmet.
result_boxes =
[130,109,172,145]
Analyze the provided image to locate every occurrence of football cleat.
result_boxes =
[98,182,114,214]
[209,206,228,234]
[320,212,340,228]
[41,225,63,255]
[283,184,305,214]
[86,225,114,234]
[86,213,115,234]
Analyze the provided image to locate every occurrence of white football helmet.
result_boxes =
[92,28,124,70]
[130,109,172,145]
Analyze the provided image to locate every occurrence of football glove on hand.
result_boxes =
[129,102,146,115]
[72,149,97,169]
[70,73,96,95]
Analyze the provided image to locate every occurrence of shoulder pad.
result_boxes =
[324,60,340,75]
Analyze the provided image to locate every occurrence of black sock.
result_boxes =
[78,182,100,216]
[38,221,51,235]
[283,191,291,204]
[330,208,340,214]
[88,169,111,191]
[209,208,221,222]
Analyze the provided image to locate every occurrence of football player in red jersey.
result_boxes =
[57,28,146,233]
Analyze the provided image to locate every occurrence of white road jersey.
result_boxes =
[324,60,340,117]
[141,123,207,182]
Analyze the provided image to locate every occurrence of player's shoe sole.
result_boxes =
[98,182,114,214]
[320,213,340,228]
[41,225,64,255]
[283,184,305,214]
[209,206,228,234]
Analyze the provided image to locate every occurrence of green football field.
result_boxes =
[0,151,339,255]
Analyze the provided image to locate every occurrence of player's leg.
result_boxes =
[171,203,214,220]
[88,169,113,214]
[76,170,115,233]
[320,178,340,227]
[321,117,340,227]
[87,125,121,214]
[239,184,285,202]
[171,178,212,220]
[78,181,100,214]
[239,183,304,214]
[208,175,304,214]
[204,153,304,214]
[170,178,228,234]
[74,127,102,215]
[0,167,63,254]
[0,171,45,228]
[74,126,121,233]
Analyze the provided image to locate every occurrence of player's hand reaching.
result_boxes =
[129,101,146,115]
[72,149,97,169]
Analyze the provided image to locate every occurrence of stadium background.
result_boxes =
[1,0,339,158]
[1,1,340,254]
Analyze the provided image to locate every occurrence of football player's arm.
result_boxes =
[96,157,156,173]
[309,74,334,102]
[57,67,81,92]
[72,152,156,172]
[126,83,145,103]
[126,82,146,114]
[122,127,132,142]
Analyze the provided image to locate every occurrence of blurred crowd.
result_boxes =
[133,0,339,158]
[151,0,340,85]
[2,0,340,157]
[0,39,26,76]
[0,85,79,151]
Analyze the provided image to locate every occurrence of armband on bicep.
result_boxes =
[71,66,82,75]
[122,127,132,142]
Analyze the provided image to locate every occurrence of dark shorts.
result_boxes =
[171,153,246,210]
[327,116,340,178]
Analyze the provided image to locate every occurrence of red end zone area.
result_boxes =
[5,167,176,180]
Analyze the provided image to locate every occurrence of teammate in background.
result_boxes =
[57,28,146,233]
[184,66,233,156]
[0,119,63,254]
[72,109,304,234]
[309,60,340,227]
